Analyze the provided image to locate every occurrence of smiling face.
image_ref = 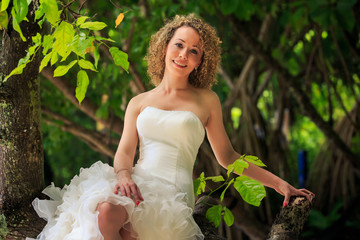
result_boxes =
[164,26,203,79]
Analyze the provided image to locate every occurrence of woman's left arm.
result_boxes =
[204,91,314,206]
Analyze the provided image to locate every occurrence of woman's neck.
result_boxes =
[160,70,191,92]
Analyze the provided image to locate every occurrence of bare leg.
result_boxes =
[97,202,129,240]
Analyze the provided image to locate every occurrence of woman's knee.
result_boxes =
[97,202,127,224]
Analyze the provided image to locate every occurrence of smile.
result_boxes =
[173,60,187,68]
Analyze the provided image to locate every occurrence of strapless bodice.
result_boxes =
[136,106,205,207]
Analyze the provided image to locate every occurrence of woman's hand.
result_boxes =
[114,170,144,205]
[276,181,314,207]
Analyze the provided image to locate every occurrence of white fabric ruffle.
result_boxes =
[27,161,203,240]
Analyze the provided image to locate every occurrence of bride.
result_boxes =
[30,14,314,240]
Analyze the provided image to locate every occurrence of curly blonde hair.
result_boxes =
[145,14,221,89]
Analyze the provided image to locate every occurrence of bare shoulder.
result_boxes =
[194,88,220,109]
[126,91,152,114]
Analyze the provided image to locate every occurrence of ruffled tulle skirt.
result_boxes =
[27,161,204,240]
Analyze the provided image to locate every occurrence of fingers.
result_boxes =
[283,194,290,207]
[114,182,144,205]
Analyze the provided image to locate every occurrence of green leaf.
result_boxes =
[193,172,206,196]
[223,207,234,227]
[50,51,58,65]
[39,52,52,72]
[0,10,9,29]
[233,175,266,207]
[76,70,89,104]
[220,178,234,201]
[109,47,129,73]
[13,0,28,23]
[243,155,267,167]
[227,159,249,176]
[1,0,10,11]
[40,0,59,26]
[35,2,44,20]
[95,36,116,43]
[11,8,26,41]
[78,59,97,71]
[94,45,100,69]
[42,34,54,55]
[71,35,94,58]
[53,21,75,57]
[76,16,89,26]
[205,176,225,182]
[4,63,27,81]
[206,205,222,228]
[80,21,107,30]
[53,60,77,77]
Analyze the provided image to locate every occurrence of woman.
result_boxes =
[30,14,313,240]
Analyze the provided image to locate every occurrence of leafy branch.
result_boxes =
[0,0,129,104]
[193,154,267,227]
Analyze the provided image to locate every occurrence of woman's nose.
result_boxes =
[179,49,188,59]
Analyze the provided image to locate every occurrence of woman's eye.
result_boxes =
[190,49,198,55]
[175,43,183,48]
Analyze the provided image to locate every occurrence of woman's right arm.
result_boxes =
[113,97,143,204]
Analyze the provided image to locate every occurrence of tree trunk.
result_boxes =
[0,1,45,238]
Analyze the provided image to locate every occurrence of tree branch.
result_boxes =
[229,16,358,166]
[42,107,117,158]
[41,67,124,135]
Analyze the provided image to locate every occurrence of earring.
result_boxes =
[194,67,198,72]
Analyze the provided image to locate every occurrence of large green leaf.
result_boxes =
[223,207,234,227]
[11,8,25,41]
[80,21,107,30]
[206,204,222,228]
[53,60,77,77]
[234,175,266,207]
[76,70,89,104]
[40,0,59,26]
[1,0,10,11]
[78,59,97,72]
[13,0,28,23]
[53,21,75,57]
[109,47,129,73]
[39,52,52,72]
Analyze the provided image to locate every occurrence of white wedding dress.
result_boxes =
[28,106,205,240]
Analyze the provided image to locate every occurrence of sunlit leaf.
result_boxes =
[11,8,25,41]
[53,21,75,57]
[14,0,28,23]
[39,52,52,72]
[1,0,10,11]
[80,21,107,30]
[78,59,97,71]
[53,60,77,77]
[205,176,225,182]
[227,159,249,176]
[94,45,100,69]
[243,155,267,167]
[223,207,234,227]
[76,70,89,104]
[76,16,89,26]
[40,0,59,26]
[193,172,206,196]
[234,175,266,207]
[5,63,27,81]
[109,47,129,73]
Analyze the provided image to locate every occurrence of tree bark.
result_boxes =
[0,1,44,238]
[267,196,313,240]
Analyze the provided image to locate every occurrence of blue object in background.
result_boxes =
[298,150,308,188]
